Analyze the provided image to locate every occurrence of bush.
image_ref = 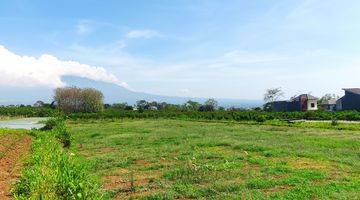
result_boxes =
[331,119,339,126]
[255,115,267,123]
[53,122,72,148]
[41,118,72,147]
[40,118,61,131]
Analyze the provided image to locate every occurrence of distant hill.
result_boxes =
[0,75,263,108]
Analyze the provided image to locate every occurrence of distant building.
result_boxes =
[321,99,337,111]
[336,88,360,111]
[266,94,318,112]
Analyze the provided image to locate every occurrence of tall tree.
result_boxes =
[136,100,149,111]
[81,88,104,113]
[199,98,219,111]
[54,87,104,113]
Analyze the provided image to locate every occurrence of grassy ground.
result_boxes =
[69,119,360,200]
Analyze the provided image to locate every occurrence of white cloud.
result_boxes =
[0,45,128,88]
[126,29,161,39]
[75,20,122,36]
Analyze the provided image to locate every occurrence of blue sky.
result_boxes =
[1,0,360,99]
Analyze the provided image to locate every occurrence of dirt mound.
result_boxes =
[0,134,31,200]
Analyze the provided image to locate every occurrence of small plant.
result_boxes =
[255,115,267,123]
[130,171,135,192]
[331,119,339,126]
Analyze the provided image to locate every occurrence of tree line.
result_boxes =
[42,87,230,113]
[0,86,345,116]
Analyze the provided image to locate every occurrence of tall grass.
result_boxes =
[41,118,71,147]
[13,118,105,199]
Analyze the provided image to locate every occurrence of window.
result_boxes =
[311,103,315,108]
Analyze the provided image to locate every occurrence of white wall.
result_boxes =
[307,100,318,111]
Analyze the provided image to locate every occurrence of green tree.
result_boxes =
[136,100,149,111]
[205,98,218,109]
[199,98,219,111]
[183,100,201,111]
[81,88,104,113]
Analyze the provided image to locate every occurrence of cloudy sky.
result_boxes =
[1,0,360,99]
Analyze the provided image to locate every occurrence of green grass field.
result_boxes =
[69,119,360,200]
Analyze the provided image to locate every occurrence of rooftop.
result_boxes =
[322,99,337,105]
[292,94,318,101]
[343,88,360,95]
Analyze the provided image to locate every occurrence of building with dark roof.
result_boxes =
[265,94,318,112]
[321,99,337,111]
[337,88,360,111]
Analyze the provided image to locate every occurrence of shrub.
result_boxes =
[40,118,61,131]
[255,115,267,123]
[54,122,72,148]
[41,118,72,148]
[331,119,339,126]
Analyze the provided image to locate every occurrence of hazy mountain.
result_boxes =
[0,75,263,108]
[0,86,53,105]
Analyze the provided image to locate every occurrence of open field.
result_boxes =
[0,130,31,199]
[69,119,360,199]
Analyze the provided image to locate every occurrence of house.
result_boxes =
[320,99,337,111]
[266,94,318,112]
[336,88,360,111]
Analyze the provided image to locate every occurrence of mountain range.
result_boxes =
[0,76,263,108]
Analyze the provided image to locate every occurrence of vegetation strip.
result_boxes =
[13,118,105,199]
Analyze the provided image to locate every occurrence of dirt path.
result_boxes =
[0,134,31,199]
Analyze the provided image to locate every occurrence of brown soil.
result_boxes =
[104,169,163,199]
[263,184,293,194]
[0,134,31,200]
[135,159,152,166]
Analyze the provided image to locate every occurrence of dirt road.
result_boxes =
[0,133,31,199]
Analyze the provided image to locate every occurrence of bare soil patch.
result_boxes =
[0,133,31,200]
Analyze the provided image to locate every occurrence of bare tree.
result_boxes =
[318,93,339,104]
[264,88,284,103]
[54,87,104,113]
